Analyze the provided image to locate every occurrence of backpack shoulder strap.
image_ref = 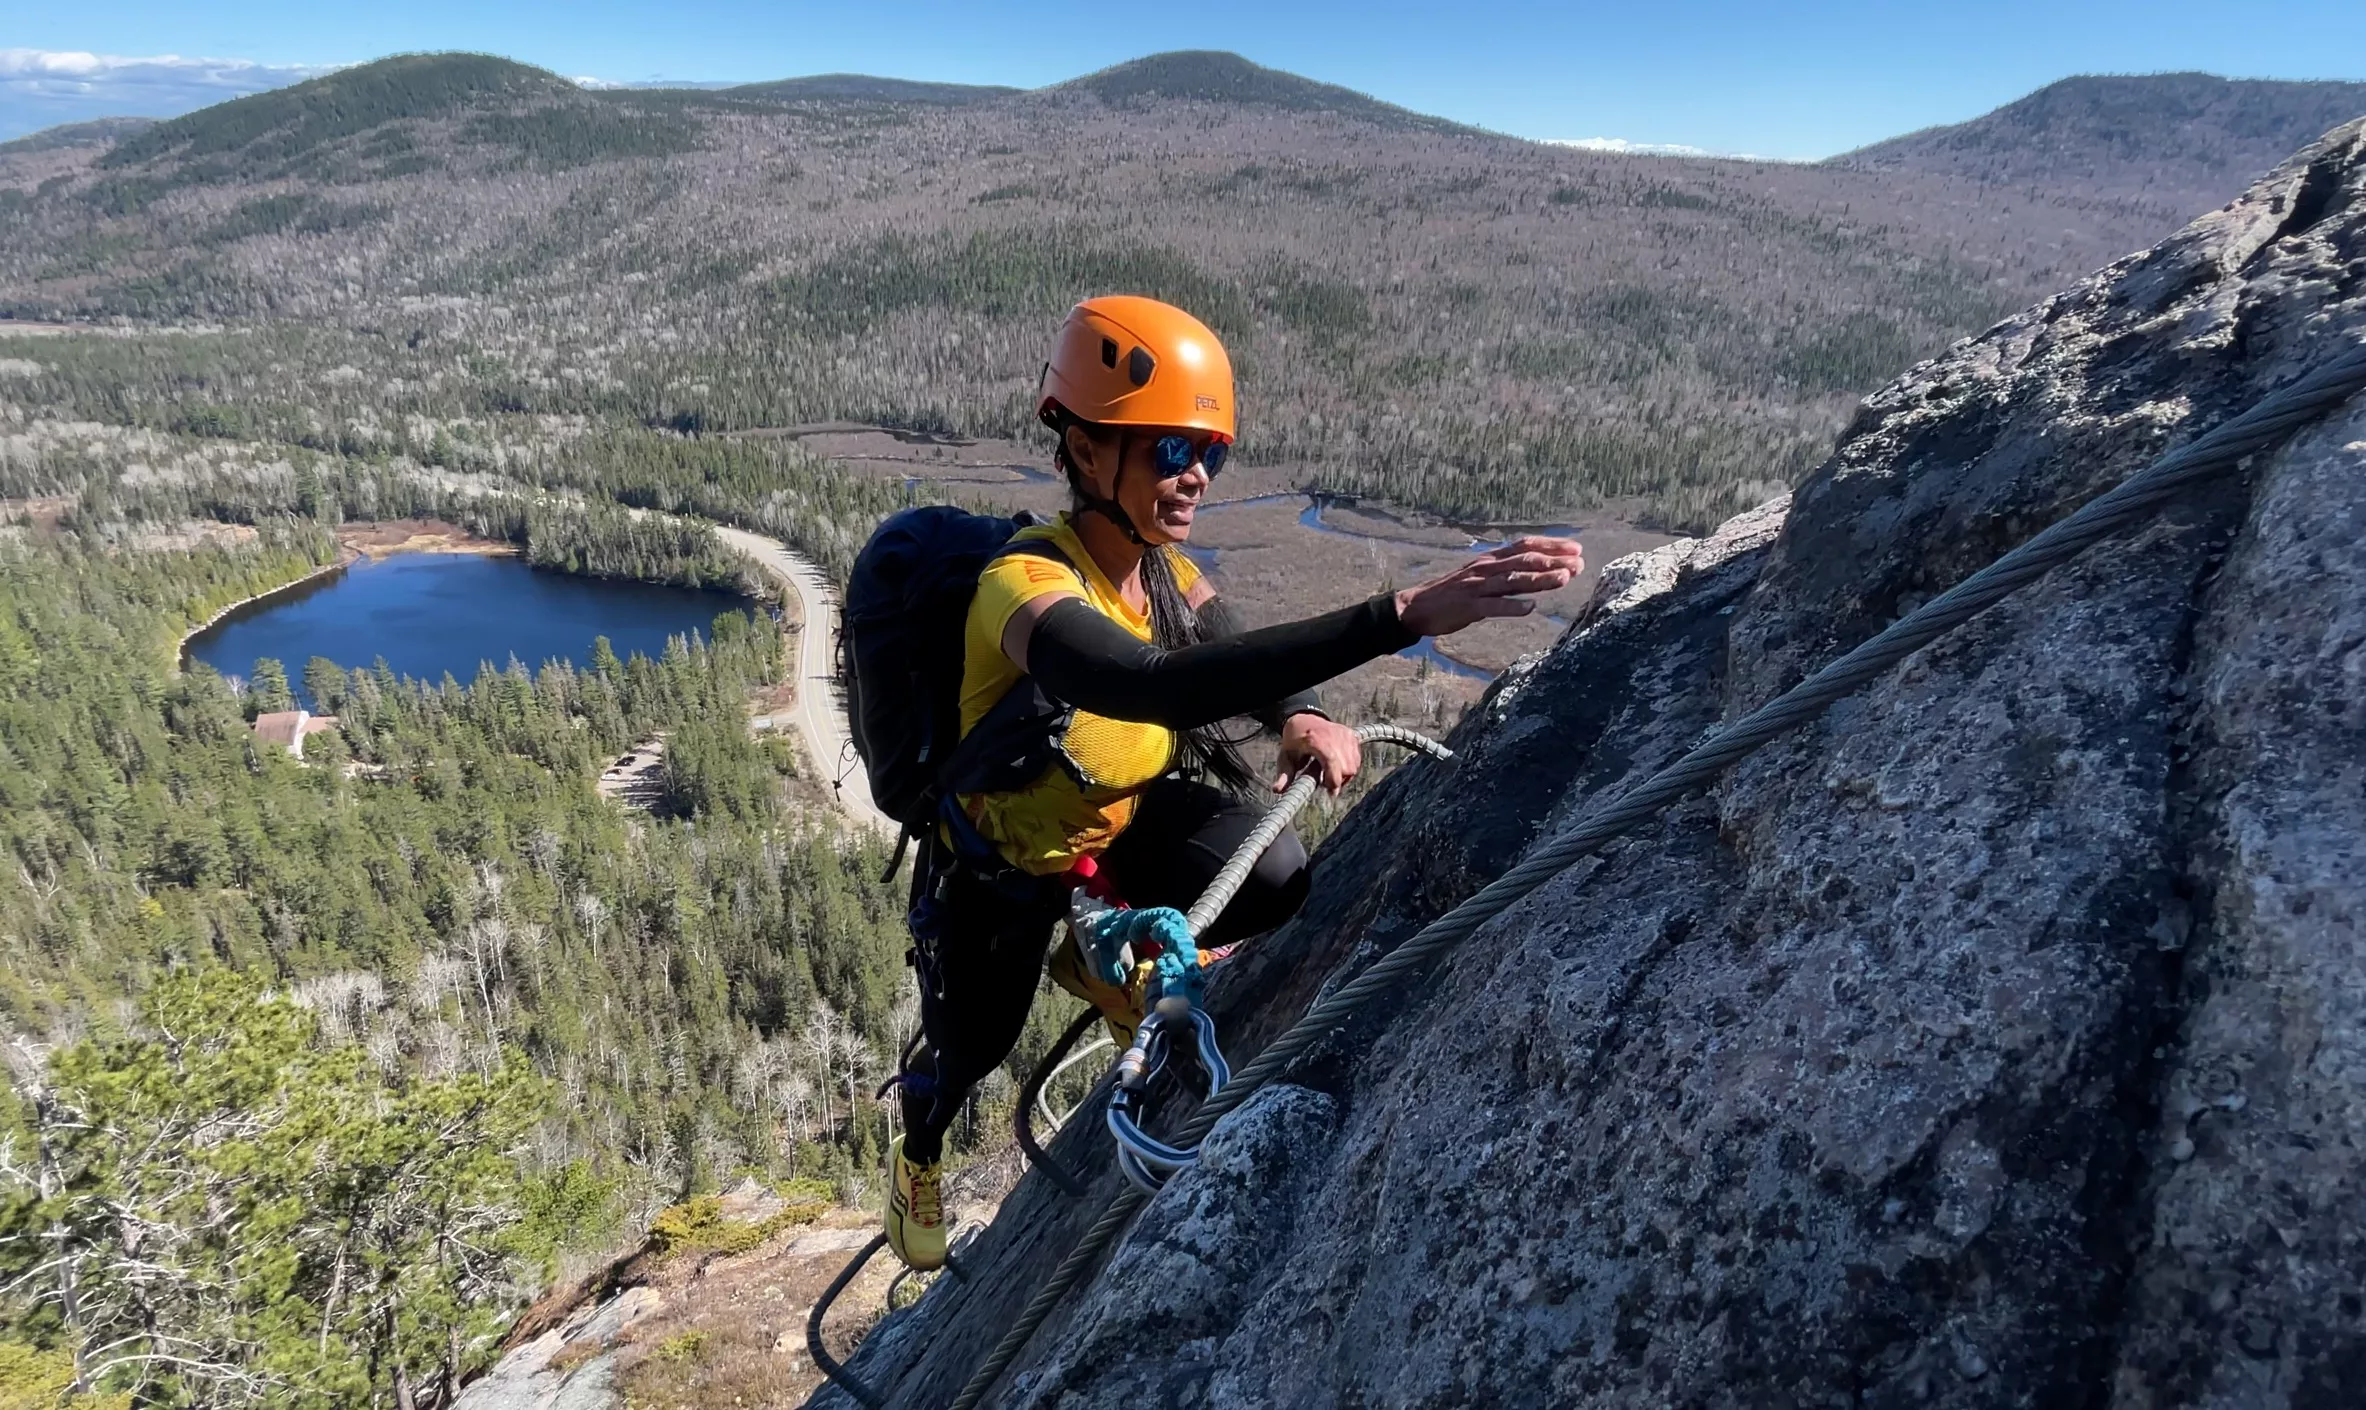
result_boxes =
[993,535,1075,573]
[940,534,1081,806]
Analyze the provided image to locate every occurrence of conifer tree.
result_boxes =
[247,657,294,715]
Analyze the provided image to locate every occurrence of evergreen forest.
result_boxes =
[0,498,1001,1402]
[0,44,2316,1407]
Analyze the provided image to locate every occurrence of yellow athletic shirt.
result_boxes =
[956,515,1202,875]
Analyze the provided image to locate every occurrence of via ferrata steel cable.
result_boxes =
[945,339,2366,1410]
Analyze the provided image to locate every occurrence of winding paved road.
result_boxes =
[715,527,890,835]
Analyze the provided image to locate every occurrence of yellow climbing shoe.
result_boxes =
[1048,926,1143,1047]
[885,1135,945,1271]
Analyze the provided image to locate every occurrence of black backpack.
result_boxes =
[839,506,1065,840]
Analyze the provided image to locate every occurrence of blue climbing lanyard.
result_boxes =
[1067,895,1231,1192]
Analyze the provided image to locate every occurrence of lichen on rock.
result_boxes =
[818,117,2366,1410]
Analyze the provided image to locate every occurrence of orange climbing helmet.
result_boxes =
[1037,295,1236,440]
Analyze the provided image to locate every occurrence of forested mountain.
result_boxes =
[91,52,711,186]
[0,50,2300,534]
[1831,73,2366,218]
[1049,50,1473,131]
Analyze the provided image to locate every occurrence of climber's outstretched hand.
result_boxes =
[1394,536,1583,638]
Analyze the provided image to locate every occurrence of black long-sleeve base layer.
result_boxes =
[1024,591,1416,732]
[899,777,1309,1164]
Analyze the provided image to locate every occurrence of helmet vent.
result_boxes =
[1127,346,1155,387]
[1100,338,1119,368]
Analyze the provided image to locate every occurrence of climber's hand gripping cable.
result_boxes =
[1275,710,1362,795]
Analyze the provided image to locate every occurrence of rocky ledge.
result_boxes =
[828,116,2366,1408]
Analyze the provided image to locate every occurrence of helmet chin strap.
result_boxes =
[1074,431,1152,548]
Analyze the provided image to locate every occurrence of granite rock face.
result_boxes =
[823,119,2366,1409]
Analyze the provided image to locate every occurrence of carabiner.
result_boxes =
[1106,999,1230,1193]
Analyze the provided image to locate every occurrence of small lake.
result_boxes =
[186,552,759,705]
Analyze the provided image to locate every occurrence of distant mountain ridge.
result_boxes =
[0,116,158,156]
[1048,51,1476,133]
[723,74,1018,105]
[12,48,1476,160]
[1831,72,2366,212]
[24,53,2366,185]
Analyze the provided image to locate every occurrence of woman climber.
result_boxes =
[885,294,1583,1269]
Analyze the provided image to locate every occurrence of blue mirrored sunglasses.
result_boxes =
[1150,433,1228,479]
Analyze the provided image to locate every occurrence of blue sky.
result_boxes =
[6,0,2364,156]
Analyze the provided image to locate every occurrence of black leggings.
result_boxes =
[900,776,1310,1162]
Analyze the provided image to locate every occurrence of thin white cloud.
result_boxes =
[1545,136,1795,162]
[568,75,739,91]
[0,47,337,141]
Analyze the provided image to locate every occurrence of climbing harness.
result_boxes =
[826,336,2366,1410]
[1074,726,1452,1193]
[808,724,1452,1405]
[1063,886,1229,1194]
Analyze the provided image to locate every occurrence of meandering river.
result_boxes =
[1181,492,1574,681]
